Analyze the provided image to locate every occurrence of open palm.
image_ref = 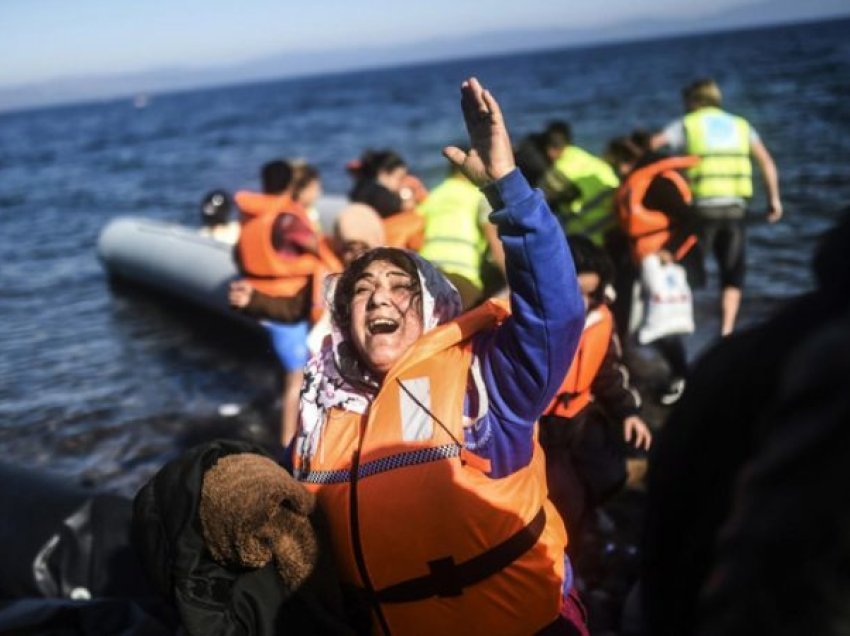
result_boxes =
[443,78,515,188]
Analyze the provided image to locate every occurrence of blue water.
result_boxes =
[1,18,848,495]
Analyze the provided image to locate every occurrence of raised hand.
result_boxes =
[443,77,515,188]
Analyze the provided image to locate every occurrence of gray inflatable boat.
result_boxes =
[97,195,348,321]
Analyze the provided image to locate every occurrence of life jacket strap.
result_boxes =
[374,507,547,603]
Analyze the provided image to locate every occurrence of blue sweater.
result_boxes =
[464,169,584,478]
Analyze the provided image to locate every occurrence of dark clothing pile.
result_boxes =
[132,439,361,636]
[0,462,176,635]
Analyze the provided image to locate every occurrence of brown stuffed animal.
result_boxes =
[199,453,319,596]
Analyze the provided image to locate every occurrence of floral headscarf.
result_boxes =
[296,250,462,464]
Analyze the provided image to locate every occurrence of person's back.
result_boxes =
[651,78,782,335]
[554,142,620,244]
[418,167,488,306]
[682,105,753,204]
[515,125,582,213]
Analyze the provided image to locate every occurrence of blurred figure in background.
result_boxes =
[289,160,323,231]
[347,149,409,218]
[651,78,782,336]
[550,121,621,246]
[608,133,704,404]
[540,235,651,558]
[418,157,504,309]
[198,189,240,244]
[515,124,582,213]
[232,159,341,447]
[230,202,386,353]
[347,149,427,250]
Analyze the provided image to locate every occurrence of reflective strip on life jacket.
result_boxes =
[616,155,700,262]
[546,304,614,419]
[684,107,753,199]
[293,300,567,635]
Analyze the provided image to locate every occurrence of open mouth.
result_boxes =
[367,317,400,335]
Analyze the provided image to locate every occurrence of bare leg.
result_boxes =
[280,369,304,448]
[720,286,742,336]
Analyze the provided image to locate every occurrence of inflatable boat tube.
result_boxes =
[98,217,241,320]
[96,196,348,322]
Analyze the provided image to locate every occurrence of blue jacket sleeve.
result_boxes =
[464,169,584,478]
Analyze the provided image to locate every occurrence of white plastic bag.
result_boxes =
[637,253,695,344]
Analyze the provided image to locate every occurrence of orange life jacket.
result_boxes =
[382,209,426,251]
[293,300,567,635]
[615,155,700,262]
[235,191,342,323]
[546,304,613,419]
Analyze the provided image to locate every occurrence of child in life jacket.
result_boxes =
[540,234,652,556]
[230,159,341,448]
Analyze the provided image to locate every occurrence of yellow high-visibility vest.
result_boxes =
[419,176,486,289]
[684,106,753,199]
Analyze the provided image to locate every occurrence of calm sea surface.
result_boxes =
[1,18,848,495]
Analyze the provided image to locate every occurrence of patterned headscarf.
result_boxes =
[296,250,461,464]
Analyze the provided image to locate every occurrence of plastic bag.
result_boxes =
[638,253,694,344]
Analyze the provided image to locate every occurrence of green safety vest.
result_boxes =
[684,107,753,199]
[419,176,486,289]
[554,145,620,245]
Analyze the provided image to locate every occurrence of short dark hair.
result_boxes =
[604,135,643,167]
[200,189,232,226]
[350,150,406,180]
[544,120,572,147]
[568,234,614,305]
[261,160,293,194]
[331,248,422,335]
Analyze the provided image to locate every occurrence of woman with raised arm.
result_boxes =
[292,78,586,635]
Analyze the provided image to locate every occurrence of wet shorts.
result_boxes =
[696,205,746,289]
[262,320,309,372]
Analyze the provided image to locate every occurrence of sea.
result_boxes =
[1,17,848,497]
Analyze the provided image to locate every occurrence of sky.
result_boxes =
[2,0,848,91]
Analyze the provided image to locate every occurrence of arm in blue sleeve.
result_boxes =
[468,169,584,477]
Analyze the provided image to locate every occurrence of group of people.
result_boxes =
[171,75,784,634]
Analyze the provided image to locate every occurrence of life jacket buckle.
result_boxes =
[427,556,464,597]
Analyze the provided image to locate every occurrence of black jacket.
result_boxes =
[132,439,360,636]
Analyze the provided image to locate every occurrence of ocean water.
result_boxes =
[1,17,848,495]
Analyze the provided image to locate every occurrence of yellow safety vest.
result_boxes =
[419,176,486,289]
[554,145,620,245]
[683,107,753,199]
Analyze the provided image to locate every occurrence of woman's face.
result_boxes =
[349,259,422,375]
[377,165,408,192]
